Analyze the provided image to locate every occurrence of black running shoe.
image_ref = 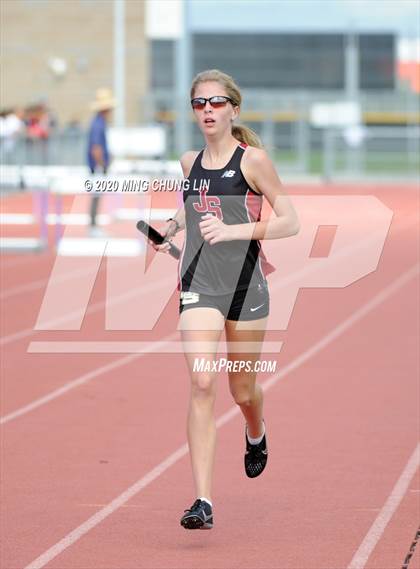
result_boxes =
[244,422,268,478]
[180,499,213,530]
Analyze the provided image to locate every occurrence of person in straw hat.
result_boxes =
[86,88,116,237]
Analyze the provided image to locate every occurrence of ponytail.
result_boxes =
[232,124,263,149]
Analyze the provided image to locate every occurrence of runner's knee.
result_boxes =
[230,384,254,407]
[191,374,216,400]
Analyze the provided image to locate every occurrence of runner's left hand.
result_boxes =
[199,214,232,245]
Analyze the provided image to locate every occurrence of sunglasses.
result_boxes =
[190,96,233,110]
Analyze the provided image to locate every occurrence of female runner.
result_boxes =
[151,70,300,530]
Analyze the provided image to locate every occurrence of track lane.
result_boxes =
[1,183,418,568]
[1,266,417,569]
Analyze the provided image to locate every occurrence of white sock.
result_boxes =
[246,421,265,445]
[199,497,213,507]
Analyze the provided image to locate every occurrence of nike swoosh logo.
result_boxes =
[250,303,265,312]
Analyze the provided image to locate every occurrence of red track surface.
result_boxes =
[1,184,419,569]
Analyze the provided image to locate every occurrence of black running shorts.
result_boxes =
[179,282,269,321]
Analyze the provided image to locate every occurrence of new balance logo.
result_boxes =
[221,170,235,178]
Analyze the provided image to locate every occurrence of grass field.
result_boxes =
[272,150,420,176]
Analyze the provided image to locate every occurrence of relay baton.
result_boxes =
[136,220,181,260]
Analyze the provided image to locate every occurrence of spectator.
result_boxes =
[87,88,116,237]
[0,107,25,160]
[25,103,52,165]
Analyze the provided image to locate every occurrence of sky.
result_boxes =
[187,0,420,36]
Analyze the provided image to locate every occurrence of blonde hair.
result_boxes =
[190,69,263,149]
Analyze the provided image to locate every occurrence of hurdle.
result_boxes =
[0,165,49,253]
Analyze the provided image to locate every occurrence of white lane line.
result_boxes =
[0,272,175,347]
[0,209,177,300]
[0,333,177,425]
[0,209,176,226]
[13,260,418,424]
[21,263,419,569]
[0,256,144,301]
[0,213,36,224]
[23,443,189,569]
[0,264,104,301]
[263,263,419,390]
[347,443,420,569]
[0,253,50,270]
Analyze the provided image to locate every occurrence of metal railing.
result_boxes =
[1,123,419,183]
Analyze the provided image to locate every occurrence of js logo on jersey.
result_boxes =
[192,187,223,219]
[221,170,235,178]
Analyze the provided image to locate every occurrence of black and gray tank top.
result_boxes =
[178,142,275,295]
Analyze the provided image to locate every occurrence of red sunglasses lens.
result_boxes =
[192,99,206,109]
[191,97,230,109]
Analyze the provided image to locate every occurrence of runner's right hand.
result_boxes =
[150,220,176,254]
